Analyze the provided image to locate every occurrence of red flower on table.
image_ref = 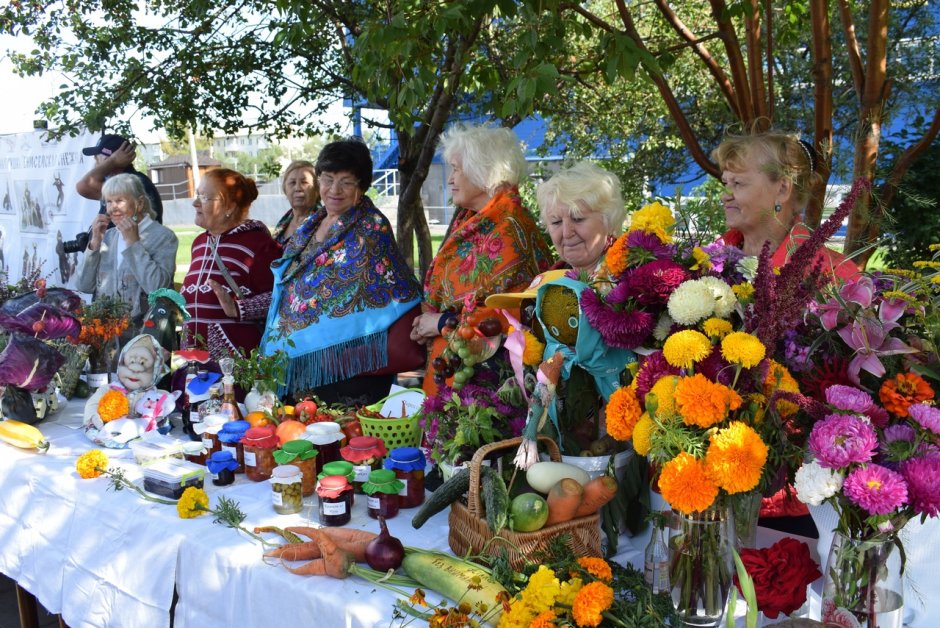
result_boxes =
[735,537,821,619]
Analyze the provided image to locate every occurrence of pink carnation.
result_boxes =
[843,463,908,515]
[808,414,878,469]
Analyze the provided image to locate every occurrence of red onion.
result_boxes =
[364,516,405,571]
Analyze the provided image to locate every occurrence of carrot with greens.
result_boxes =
[313,531,354,579]
[284,527,376,562]
[284,558,329,576]
[264,541,322,561]
[573,475,618,518]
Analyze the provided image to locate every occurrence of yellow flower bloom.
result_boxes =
[658,452,719,514]
[704,422,768,494]
[557,577,583,606]
[176,487,209,519]
[76,449,109,479]
[912,260,940,269]
[523,331,546,367]
[690,246,712,271]
[576,557,613,582]
[732,283,755,300]
[662,330,712,369]
[674,373,743,428]
[605,386,643,441]
[701,317,733,339]
[880,290,915,303]
[97,389,129,423]
[929,243,940,252]
[720,331,766,368]
[571,581,614,627]
[763,360,800,417]
[628,201,675,242]
[523,565,561,613]
[409,588,428,607]
[648,376,679,419]
[632,413,655,456]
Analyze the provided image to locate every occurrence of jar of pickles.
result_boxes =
[305,422,346,475]
[384,447,426,508]
[270,465,303,515]
[199,413,227,457]
[217,419,250,473]
[316,475,353,526]
[340,436,387,493]
[206,450,238,486]
[242,425,279,482]
[362,469,404,520]
[273,439,318,496]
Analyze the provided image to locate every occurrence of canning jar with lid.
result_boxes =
[362,469,405,520]
[207,450,239,486]
[384,447,426,508]
[217,419,250,473]
[242,425,279,482]
[181,441,208,466]
[273,439,318,496]
[340,436,387,493]
[305,422,346,475]
[316,475,353,526]
[270,465,303,515]
[199,413,227,457]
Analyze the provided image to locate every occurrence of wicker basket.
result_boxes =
[448,436,601,569]
[357,388,424,449]
[52,341,90,399]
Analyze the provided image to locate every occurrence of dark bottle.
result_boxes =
[181,360,199,441]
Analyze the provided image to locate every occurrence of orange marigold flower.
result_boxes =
[98,389,130,423]
[763,360,800,417]
[571,581,614,628]
[576,557,613,582]
[409,588,428,607]
[704,421,768,494]
[879,372,935,417]
[674,374,743,428]
[529,610,557,628]
[605,232,631,276]
[76,449,109,479]
[606,386,643,441]
[658,452,719,514]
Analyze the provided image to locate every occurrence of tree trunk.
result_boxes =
[807,0,834,228]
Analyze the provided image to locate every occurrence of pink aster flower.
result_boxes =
[901,457,940,517]
[623,260,689,306]
[626,230,673,260]
[634,351,679,401]
[908,403,940,435]
[825,385,875,414]
[580,288,656,349]
[843,463,908,515]
[808,414,878,469]
[865,404,890,429]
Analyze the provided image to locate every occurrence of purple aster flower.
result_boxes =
[843,463,908,515]
[697,346,733,386]
[701,241,746,279]
[622,259,689,306]
[909,403,940,435]
[884,424,916,444]
[580,287,655,349]
[626,230,673,260]
[634,351,679,401]
[825,384,875,414]
[901,457,940,517]
[866,405,890,429]
[783,330,813,373]
[808,413,879,469]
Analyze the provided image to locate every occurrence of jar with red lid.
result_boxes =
[217,420,250,473]
[384,446,426,508]
[362,469,404,520]
[305,422,346,475]
[273,440,318,496]
[242,425,279,482]
[340,436,387,493]
[316,475,353,526]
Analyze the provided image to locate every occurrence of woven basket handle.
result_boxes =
[466,436,561,517]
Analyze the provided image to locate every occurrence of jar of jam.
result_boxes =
[340,436,387,493]
[242,425,279,482]
[384,447,426,509]
[207,450,238,486]
[181,441,208,466]
[318,461,355,507]
[199,413,227,457]
[362,469,404,520]
[273,439,318,496]
[316,475,353,526]
[305,422,346,475]
[217,420,250,473]
[270,465,303,515]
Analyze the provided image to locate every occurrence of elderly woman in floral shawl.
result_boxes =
[261,139,422,404]
[410,124,553,394]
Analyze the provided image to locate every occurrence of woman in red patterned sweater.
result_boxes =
[180,168,282,359]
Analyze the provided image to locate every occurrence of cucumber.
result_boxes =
[402,551,506,626]
[411,467,470,529]
[480,465,509,532]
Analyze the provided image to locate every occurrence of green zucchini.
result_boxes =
[402,551,506,626]
[480,465,509,532]
[411,467,470,529]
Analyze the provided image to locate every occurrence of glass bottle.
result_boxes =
[180,360,199,441]
[644,512,671,594]
[218,357,243,422]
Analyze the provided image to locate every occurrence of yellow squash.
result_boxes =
[0,419,50,453]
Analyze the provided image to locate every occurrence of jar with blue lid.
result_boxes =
[207,450,239,486]
[384,447,426,508]
[218,420,250,473]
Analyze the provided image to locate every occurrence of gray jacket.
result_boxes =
[76,218,179,323]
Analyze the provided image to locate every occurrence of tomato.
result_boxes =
[340,418,363,440]
[510,493,549,532]
[458,326,476,340]
[295,398,319,421]
[275,419,307,445]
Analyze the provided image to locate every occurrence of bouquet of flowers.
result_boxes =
[78,295,130,373]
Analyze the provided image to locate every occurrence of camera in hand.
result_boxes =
[61,231,91,254]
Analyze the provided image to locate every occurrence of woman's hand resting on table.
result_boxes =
[410,312,444,345]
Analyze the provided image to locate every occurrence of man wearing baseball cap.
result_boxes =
[77,134,164,223]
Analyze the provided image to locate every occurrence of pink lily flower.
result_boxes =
[819,277,874,331]
[837,310,917,384]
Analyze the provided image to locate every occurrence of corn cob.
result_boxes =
[0,419,50,453]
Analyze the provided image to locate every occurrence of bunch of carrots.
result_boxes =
[257,526,376,577]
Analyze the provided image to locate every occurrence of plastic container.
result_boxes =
[316,475,353,526]
[273,439,318,496]
[363,469,405,520]
[242,425,279,482]
[305,421,345,475]
[218,419,250,473]
[270,465,303,515]
[384,446,426,509]
[207,450,239,486]
[129,437,184,467]
[340,436,387,493]
[142,458,205,499]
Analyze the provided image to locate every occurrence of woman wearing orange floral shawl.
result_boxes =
[410,125,552,393]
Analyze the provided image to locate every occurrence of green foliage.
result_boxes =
[881,139,940,269]
[229,346,288,394]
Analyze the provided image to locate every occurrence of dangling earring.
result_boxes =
[774,202,782,214]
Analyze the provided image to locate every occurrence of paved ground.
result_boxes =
[0,573,60,628]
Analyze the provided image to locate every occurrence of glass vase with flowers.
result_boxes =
[78,296,130,385]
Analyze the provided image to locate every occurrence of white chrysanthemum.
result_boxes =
[698,276,737,318]
[736,256,759,281]
[794,459,844,506]
[666,280,715,325]
[653,312,674,342]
